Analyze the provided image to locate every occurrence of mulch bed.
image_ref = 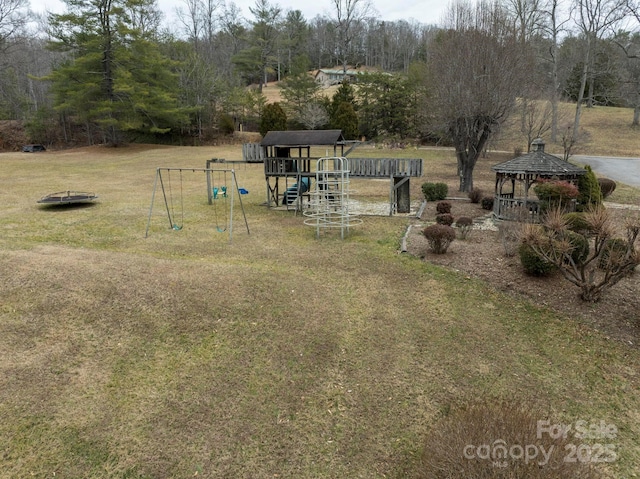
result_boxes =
[405,199,640,348]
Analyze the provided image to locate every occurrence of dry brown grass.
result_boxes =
[0,144,639,478]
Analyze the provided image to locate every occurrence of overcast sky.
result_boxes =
[29,0,446,28]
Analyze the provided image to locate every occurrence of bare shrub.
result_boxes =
[418,399,594,479]
[481,196,494,211]
[521,207,640,302]
[423,224,456,254]
[497,206,529,257]
[436,213,454,226]
[468,187,483,204]
[455,216,473,239]
[436,201,452,214]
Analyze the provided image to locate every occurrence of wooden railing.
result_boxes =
[494,196,578,222]
[348,158,423,178]
[494,197,541,221]
[263,157,423,178]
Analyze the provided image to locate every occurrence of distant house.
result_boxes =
[314,68,362,86]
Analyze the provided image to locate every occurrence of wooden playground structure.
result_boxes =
[259,130,423,215]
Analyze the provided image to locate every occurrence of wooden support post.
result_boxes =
[394,176,411,213]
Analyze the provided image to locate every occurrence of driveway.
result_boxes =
[574,155,640,188]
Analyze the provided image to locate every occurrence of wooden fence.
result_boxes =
[242,143,264,163]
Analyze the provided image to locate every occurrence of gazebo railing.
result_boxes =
[494,196,541,222]
[494,196,578,222]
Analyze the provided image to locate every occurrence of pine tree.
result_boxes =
[260,102,287,136]
[45,0,188,145]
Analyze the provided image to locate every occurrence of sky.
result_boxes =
[28,0,446,28]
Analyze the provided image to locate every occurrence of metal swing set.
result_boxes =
[145,167,249,241]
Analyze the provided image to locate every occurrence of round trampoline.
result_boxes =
[37,191,99,205]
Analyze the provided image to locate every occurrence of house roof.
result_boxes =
[315,69,360,76]
[492,139,586,177]
[260,130,345,147]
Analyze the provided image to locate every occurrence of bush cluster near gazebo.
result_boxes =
[491,138,586,221]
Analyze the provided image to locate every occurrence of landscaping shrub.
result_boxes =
[565,231,590,264]
[599,238,630,270]
[533,179,579,212]
[577,165,603,211]
[423,224,456,254]
[455,216,473,239]
[598,178,617,198]
[498,222,521,257]
[520,207,640,301]
[468,187,482,204]
[481,196,494,211]
[418,398,593,479]
[421,182,448,202]
[518,243,556,276]
[564,212,591,236]
[436,201,452,214]
[435,213,454,226]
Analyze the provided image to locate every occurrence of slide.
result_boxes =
[283,177,311,205]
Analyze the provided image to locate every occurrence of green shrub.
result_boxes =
[577,165,603,211]
[421,182,448,202]
[435,213,454,226]
[518,243,556,276]
[468,187,482,204]
[563,212,591,236]
[565,231,590,264]
[436,201,452,214]
[455,216,473,239]
[481,196,494,211]
[598,178,617,198]
[423,224,456,254]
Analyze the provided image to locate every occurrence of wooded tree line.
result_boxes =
[1,0,640,178]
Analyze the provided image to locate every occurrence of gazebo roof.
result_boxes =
[492,139,586,177]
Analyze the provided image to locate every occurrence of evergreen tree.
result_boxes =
[577,165,603,211]
[233,0,281,91]
[357,71,419,140]
[46,0,188,145]
[331,102,358,139]
[328,82,358,138]
[279,71,320,125]
[260,102,287,136]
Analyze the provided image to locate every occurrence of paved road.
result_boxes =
[574,155,640,188]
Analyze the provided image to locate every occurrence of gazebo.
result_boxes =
[491,138,586,221]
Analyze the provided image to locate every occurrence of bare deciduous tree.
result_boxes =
[571,0,627,136]
[298,103,329,129]
[0,0,27,51]
[331,0,375,72]
[428,0,534,192]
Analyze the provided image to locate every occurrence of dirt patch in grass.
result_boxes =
[407,199,640,348]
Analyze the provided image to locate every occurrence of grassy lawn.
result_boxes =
[0,139,639,478]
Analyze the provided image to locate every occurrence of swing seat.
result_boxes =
[239,188,249,194]
[172,224,183,231]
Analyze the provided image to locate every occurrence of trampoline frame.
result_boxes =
[37,191,99,205]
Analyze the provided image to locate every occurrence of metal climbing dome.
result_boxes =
[303,157,362,239]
